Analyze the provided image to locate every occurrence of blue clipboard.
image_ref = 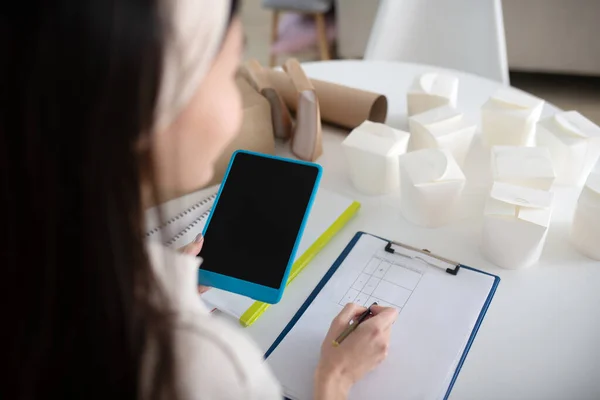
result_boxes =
[266,231,500,400]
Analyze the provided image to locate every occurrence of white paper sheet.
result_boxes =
[267,234,496,400]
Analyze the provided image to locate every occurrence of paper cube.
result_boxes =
[407,72,458,117]
[481,88,544,147]
[491,146,555,190]
[482,182,554,269]
[571,159,600,260]
[342,121,410,195]
[536,111,600,186]
[408,105,476,166]
[399,148,466,227]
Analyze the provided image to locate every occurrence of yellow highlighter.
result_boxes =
[239,200,361,327]
[333,302,377,347]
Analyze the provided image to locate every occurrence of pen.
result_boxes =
[333,302,377,347]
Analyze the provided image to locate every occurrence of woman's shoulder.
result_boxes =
[146,242,281,400]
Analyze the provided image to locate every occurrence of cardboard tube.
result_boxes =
[266,70,388,129]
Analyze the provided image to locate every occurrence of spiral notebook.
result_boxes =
[145,185,221,248]
[145,185,360,326]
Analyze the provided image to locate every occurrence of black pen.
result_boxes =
[333,302,377,346]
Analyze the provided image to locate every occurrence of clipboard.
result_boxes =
[266,231,500,400]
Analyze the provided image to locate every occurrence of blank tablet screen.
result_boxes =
[199,152,320,289]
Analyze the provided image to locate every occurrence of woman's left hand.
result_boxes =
[179,234,211,294]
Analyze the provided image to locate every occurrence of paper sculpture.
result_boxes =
[266,69,388,129]
[399,148,466,228]
[240,59,293,140]
[408,105,476,166]
[536,111,600,186]
[482,182,554,269]
[342,121,410,195]
[407,72,459,117]
[283,59,322,161]
[571,159,600,260]
[481,88,544,147]
[491,146,555,190]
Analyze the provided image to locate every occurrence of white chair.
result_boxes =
[364,0,510,85]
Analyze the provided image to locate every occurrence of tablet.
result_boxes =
[198,150,322,304]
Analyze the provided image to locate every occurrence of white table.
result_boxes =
[246,60,600,399]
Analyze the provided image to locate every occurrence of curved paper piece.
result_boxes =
[266,69,387,129]
[571,159,600,260]
[481,88,544,147]
[536,110,600,186]
[399,149,465,228]
[408,105,476,166]
[342,121,410,195]
[482,182,554,269]
[283,59,322,162]
[407,73,458,117]
[240,60,293,140]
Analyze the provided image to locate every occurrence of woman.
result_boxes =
[1,0,397,399]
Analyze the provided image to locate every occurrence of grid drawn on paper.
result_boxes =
[338,254,425,314]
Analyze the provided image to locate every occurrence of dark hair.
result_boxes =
[0,1,238,399]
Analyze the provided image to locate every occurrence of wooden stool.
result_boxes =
[269,10,331,67]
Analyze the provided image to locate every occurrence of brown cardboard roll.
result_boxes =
[205,75,275,186]
[266,69,388,129]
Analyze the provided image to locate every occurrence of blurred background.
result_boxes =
[240,0,599,124]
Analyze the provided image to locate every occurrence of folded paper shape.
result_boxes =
[266,69,388,129]
[491,146,555,190]
[482,182,554,269]
[407,73,459,117]
[408,105,476,166]
[342,121,410,195]
[571,159,600,260]
[283,59,322,161]
[481,88,544,147]
[399,148,466,227]
[536,111,600,186]
[240,59,293,140]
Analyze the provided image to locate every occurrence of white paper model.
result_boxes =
[481,88,544,147]
[407,72,459,117]
[536,111,600,186]
[482,182,554,269]
[342,121,410,195]
[571,159,600,260]
[399,148,466,227]
[491,146,555,190]
[408,105,476,166]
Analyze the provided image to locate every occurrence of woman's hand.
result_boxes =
[179,234,211,294]
[314,303,398,400]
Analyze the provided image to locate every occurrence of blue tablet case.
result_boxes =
[199,150,322,304]
[266,231,501,400]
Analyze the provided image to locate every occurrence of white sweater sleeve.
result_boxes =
[174,312,282,400]
[146,242,282,400]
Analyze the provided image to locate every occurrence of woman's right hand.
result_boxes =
[314,303,398,400]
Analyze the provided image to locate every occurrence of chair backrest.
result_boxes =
[364,0,509,85]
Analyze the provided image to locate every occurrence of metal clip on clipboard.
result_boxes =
[384,240,461,275]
